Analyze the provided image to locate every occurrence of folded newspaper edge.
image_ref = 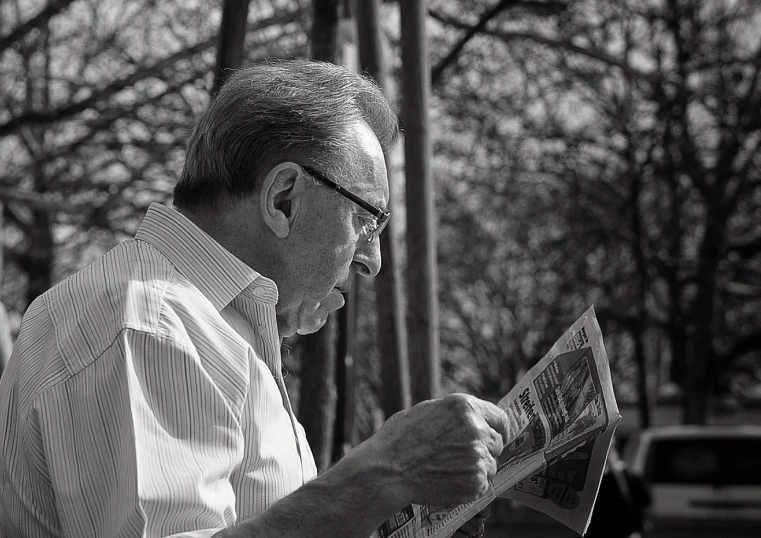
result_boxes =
[374,306,622,538]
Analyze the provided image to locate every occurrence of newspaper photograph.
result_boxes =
[372,306,622,538]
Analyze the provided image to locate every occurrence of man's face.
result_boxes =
[275,121,389,336]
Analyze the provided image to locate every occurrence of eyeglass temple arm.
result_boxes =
[323,177,389,220]
[302,164,389,220]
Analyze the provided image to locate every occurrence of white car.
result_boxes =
[627,425,761,537]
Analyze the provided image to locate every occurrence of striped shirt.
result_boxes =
[0,203,317,537]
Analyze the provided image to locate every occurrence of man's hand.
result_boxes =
[365,393,509,508]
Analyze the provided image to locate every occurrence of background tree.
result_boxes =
[429,0,761,423]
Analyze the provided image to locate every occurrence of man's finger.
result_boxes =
[483,426,505,459]
[470,398,510,446]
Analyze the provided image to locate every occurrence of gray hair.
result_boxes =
[174,59,399,210]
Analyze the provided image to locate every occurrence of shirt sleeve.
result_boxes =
[1,319,248,538]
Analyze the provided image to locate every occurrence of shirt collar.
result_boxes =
[135,203,279,310]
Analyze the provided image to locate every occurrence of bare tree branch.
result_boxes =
[0,9,300,138]
[429,8,658,84]
[722,331,761,364]
[0,0,77,54]
[0,65,206,186]
[728,234,761,259]
[430,0,522,87]
[0,186,79,213]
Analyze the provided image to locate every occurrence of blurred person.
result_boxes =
[585,444,650,538]
[0,60,505,538]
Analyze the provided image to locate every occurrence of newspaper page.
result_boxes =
[372,306,622,538]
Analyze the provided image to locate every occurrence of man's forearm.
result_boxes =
[213,440,405,538]
[213,393,510,537]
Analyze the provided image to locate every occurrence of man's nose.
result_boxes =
[353,238,382,278]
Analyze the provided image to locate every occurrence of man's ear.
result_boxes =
[260,162,306,239]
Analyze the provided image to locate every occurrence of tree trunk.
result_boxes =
[0,203,12,378]
[213,0,251,94]
[331,1,364,463]
[400,0,440,403]
[355,0,411,416]
[25,208,54,306]
[297,315,338,471]
[311,0,339,62]
[25,28,54,308]
[681,211,725,425]
[633,327,650,428]
[667,311,686,388]
[333,281,358,463]
[628,127,651,429]
[297,0,342,472]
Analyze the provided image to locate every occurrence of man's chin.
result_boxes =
[296,311,330,335]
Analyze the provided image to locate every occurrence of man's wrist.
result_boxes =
[334,437,411,516]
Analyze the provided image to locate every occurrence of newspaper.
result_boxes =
[373,306,622,538]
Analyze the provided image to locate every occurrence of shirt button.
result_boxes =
[253,287,266,297]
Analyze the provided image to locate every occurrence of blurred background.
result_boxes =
[1,0,760,535]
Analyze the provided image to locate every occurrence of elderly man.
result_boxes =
[0,60,507,538]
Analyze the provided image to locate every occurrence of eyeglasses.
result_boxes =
[301,164,391,243]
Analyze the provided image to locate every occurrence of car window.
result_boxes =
[647,437,761,486]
